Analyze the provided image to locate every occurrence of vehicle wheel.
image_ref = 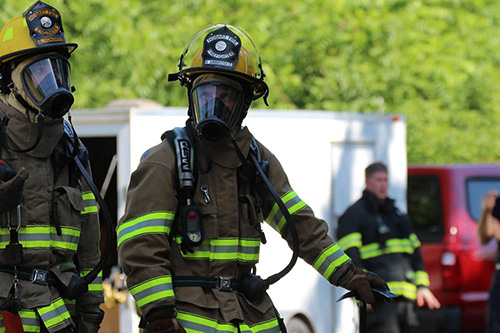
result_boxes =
[286,317,313,333]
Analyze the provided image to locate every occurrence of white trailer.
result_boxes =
[71,103,407,333]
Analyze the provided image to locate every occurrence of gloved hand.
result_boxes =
[146,307,186,333]
[333,261,389,309]
[0,166,29,213]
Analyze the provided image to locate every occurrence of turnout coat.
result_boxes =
[0,102,103,332]
[117,125,351,332]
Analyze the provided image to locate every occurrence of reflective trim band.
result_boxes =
[80,269,103,292]
[129,275,174,308]
[313,244,350,279]
[177,311,282,333]
[37,298,71,330]
[387,281,417,300]
[265,190,307,233]
[19,309,40,332]
[415,270,430,287]
[0,226,80,251]
[174,237,260,262]
[359,238,414,260]
[409,233,421,249]
[117,211,175,248]
[337,233,362,251]
[81,191,98,214]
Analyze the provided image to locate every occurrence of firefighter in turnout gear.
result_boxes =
[0,1,104,332]
[117,24,389,333]
[337,162,441,333]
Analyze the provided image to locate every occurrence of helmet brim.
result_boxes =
[0,43,78,64]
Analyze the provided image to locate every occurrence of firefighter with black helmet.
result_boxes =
[117,24,389,332]
[0,1,104,332]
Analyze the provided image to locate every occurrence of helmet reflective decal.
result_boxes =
[25,1,66,47]
[202,26,241,70]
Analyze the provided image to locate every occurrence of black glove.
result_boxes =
[145,307,186,333]
[336,262,389,309]
[0,165,28,213]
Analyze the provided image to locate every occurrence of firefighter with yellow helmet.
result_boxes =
[0,1,105,332]
[117,24,389,332]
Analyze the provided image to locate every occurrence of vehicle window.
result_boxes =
[466,177,500,222]
[407,175,443,243]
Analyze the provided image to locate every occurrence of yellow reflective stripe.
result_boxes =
[409,233,421,249]
[359,238,414,259]
[337,233,362,251]
[37,298,71,330]
[117,211,175,247]
[265,190,308,233]
[0,226,80,251]
[313,244,351,279]
[177,311,282,333]
[387,281,417,300]
[129,275,174,308]
[81,191,98,214]
[18,309,40,332]
[415,270,430,287]
[80,270,103,292]
[175,237,261,262]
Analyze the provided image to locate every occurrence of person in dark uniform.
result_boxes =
[337,161,440,333]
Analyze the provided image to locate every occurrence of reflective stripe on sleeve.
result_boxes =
[174,237,260,263]
[387,281,417,300]
[177,311,282,333]
[81,191,98,214]
[18,309,40,332]
[36,298,72,330]
[128,275,174,308]
[265,190,307,233]
[313,244,350,280]
[0,226,80,251]
[415,270,430,287]
[80,270,103,292]
[337,233,362,251]
[117,211,175,248]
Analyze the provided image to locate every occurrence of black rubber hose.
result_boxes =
[248,151,300,286]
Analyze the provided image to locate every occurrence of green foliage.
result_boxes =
[2,0,500,164]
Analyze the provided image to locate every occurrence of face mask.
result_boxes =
[190,80,244,141]
[20,55,74,118]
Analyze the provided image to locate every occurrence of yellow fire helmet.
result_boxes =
[169,24,269,104]
[0,1,77,64]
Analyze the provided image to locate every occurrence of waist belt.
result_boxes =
[173,276,241,292]
[0,266,56,286]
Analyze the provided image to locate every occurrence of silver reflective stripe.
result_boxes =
[19,309,40,332]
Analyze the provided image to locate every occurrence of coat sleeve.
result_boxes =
[406,216,430,288]
[257,143,351,284]
[76,161,104,308]
[336,207,364,269]
[117,143,178,318]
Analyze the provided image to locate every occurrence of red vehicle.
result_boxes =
[408,165,499,332]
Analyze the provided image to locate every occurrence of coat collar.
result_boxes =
[201,126,253,168]
[0,101,64,158]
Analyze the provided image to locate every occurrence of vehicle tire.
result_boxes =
[286,317,313,333]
